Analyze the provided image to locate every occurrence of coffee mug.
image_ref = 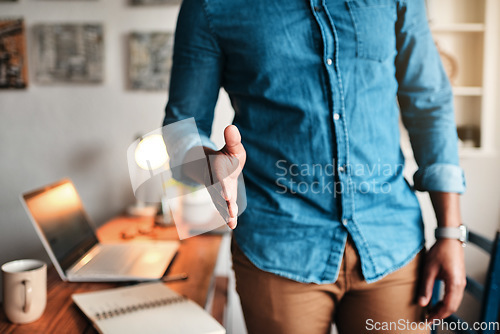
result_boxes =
[2,259,47,324]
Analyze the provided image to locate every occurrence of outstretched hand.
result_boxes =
[204,125,246,229]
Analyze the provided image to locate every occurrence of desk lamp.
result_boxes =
[127,133,176,223]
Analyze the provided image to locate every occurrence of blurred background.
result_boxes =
[0,0,499,333]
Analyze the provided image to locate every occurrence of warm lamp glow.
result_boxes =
[134,134,169,170]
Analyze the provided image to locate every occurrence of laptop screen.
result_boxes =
[23,180,99,273]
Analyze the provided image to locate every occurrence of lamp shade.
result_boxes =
[127,129,171,203]
[135,134,169,171]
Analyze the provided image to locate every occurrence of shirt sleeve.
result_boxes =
[162,0,222,186]
[395,0,466,194]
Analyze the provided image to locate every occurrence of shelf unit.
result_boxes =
[427,0,498,157]
[430,23,485,32]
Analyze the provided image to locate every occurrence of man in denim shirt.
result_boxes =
[163,0,467,333]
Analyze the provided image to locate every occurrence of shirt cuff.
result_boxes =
[163,118,218,187]
[413,163,466,194]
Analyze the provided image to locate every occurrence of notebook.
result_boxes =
[72,282,226,334]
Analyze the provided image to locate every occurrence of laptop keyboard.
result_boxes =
[69,241,178,280]
[78,245,142,275]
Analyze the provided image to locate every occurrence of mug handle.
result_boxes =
[22,280,32,313]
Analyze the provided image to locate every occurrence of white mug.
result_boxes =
[1,259,47,324]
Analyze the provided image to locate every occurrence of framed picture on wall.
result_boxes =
[33,23,104,84]
[0,18,28,89]
[128,31,174,91]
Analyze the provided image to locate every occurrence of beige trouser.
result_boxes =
[232,236,429,334]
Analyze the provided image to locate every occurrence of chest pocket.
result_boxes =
[346,0,397,62]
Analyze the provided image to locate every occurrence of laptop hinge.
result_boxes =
[66,245,102,276]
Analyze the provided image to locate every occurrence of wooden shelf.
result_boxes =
[428,0,498,154]
[401,143,495,160]
[459,147,496,158]
[453,86,483,96]
[430,23,486,32]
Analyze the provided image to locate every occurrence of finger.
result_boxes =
[220,179,231,202]
[227,200,237,229]
[227,217,237,230]
[208,182,226,205]
[207,189,226,214]
[228,201,238,219]
[223,125,245,157]
[419,264,439,307]
[207,185,230,221]
[214,200,230,222]
[225,183,238,218]
[427,301,448,321]
[430,276,465,320]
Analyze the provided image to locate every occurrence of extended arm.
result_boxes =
[163,0,245,228]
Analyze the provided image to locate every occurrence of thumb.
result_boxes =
[223,125,244,156]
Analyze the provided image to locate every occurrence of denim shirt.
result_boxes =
[163,0,466,283]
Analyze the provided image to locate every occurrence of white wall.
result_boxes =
[0,0,234,296]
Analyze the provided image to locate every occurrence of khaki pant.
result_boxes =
[232,237,429,334]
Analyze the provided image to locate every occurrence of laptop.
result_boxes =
[20,179,180,282]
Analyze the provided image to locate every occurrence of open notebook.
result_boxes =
[72,282,225,334]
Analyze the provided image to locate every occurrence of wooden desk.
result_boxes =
[0,216,224,333]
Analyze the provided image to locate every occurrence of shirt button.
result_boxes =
[326,58,333,66]
[338,165,346,173]
[333,113,340,121]
[314,6,322,12]
[342,219,348,226]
